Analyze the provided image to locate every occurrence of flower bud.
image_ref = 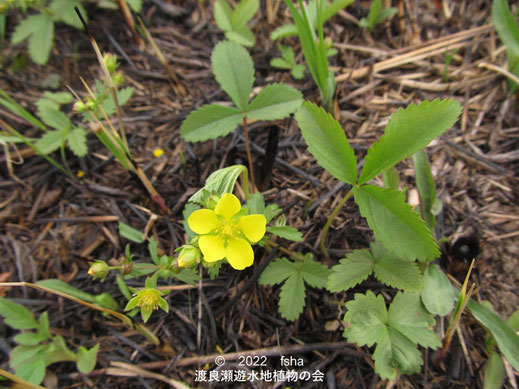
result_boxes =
[203,192,221,210]
[103,53,118,73]
[73,101,87,113]
[112,70,125,86]
[88,261,109,281]
[176,245,200,268]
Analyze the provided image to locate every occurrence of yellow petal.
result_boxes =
[199,235,226,262]
[215,193,241,220]
[188,209,219,234]
[237,214,266,243]
[225,238,254,270]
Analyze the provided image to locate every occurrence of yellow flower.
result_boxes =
[188,193,266,270]
[153,148,164,158]
[125,281,169,323]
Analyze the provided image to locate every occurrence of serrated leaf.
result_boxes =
[214,0,233,31]
[359,99,461,185]
[175,268,201,285]
[100,87,134,116]
[231,0,259,27]
[271,57,291,69]
[421,263,456,316]
[373,327,422,380]
[0,297,38,330]
[374,254,422,291]
[492,0,519,58]
[118,221,144,243]
[211,40,254,110]
[280,44,295,64]
[15,358,46,385]
[245,192,265,215]
[189,165,247,204]
[42,91,74,105]
[353,185,439,261]
[50,0,86,29]
[77,344,99,374]
[270,23,298,40]
[225,26,255,47]
[295,101,357,185]
[388,292,441,349]
[467,298,519,372]
[300,256,331,288]
[13,332,47,346]
[259,257,295,285]
[39,108,71,130]
[327,249,374,292]
[35,129,64,154]
[22,14,54,65]
[292,64,306,79]
[247,83,302,121]
[66,127,87,157]
[266,226,303,241]
[343,291,387,347]
[278,273,305,321]
[180,104,245,142]
[264,204,282,224]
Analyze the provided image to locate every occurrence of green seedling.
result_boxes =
[214,0,259,47]
[270,44,306,79]
[443,48,459,83]
[359,0,398,31]
[279,0,348,112]
[0,297,99,385]
[271,0,353,40]
[492,0,519,91]
[180,40,302,190]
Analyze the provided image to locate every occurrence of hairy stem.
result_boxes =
[242,117,256,193]
[320,189,353,260]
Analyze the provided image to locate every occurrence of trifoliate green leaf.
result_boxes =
[211,40,254,110]
[278,272,305,321]
[36,129,65,154]
[266,226,303,242]
[66,127,87,157]
[259,257,295,285]
[12,14,54,65]
[300,255,331,288]
[358,99,461,185]
[175,268,201,285]
[343,291,388,347]
[353,185,439,261]
[180,104,245,142]
[295,101,357,185]
[0,298,38,329]
[327,249,374,292]
[247,83,302,121]
[388,292,441,349]
[421,263,456,316]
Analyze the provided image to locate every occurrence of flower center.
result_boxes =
[138,289,159,310]
[219,220,237,241]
